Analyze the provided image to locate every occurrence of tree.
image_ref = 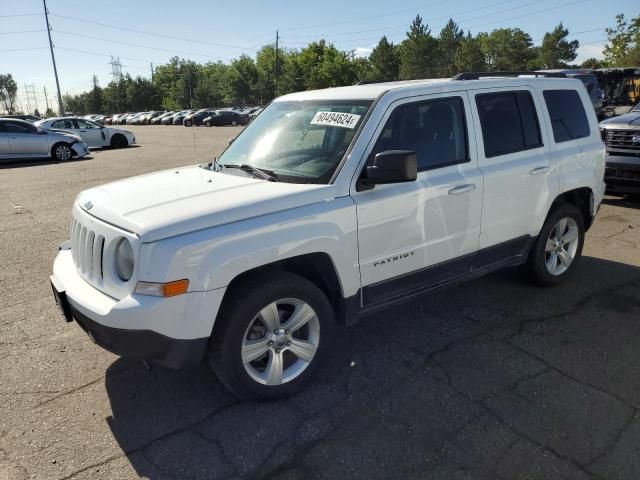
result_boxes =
[399,15,439,79]
[33,108,41,117]
[581,58,604,69]
[603,14,640,66]
[536,23,579,69]
[45,107,55,118]
[480,28,535,71]
[88,75,103,113]
[438,19,464,76]
[369,36,400,81]
[0,74,18,114]
[455,32,486,72]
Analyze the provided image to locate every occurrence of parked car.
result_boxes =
[599,100,640,194]
[160,111,181,125]
[1,114,42,123]
[172,110,196,125]
[203,110,249,127]
[248,107,263,122]
[183,109,216,127]
[36,117,135,149]
[51,74,605,400]
[150,111,174,125]
[0,118,89,161]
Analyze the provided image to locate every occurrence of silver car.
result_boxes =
[0,118,89,161]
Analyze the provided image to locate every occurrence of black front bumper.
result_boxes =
[605,154,640,194]
[51,280,208,369]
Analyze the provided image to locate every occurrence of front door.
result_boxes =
[74,119,105,148]
[352,92,484,307]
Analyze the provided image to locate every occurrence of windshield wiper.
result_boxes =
[222,163,279,182]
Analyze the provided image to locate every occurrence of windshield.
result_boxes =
[633,102,640,112]
[217,100,372,183]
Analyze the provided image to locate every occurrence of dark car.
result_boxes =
[599,101,640,194]
[1,114,42,123]
[183,109,216,127]
[172,110,195,125]
[203,110,249,127]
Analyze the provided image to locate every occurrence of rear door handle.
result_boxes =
[529,166,551,175]
[448,184,476,195]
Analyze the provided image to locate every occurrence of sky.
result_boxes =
[1,0,637,113]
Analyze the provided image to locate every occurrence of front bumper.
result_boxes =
[605,154,640,194]
[71,142,90,158]
[51,249,225,369]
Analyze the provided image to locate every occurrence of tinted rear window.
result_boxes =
[543,90,590,142]
[476,91,542,157]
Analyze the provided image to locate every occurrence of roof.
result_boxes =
[276,76,582,102]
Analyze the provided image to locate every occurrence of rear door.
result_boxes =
[353,91,484,307]
[7,121,49,156]
[469,87,557,252]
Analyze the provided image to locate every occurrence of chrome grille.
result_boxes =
[70,216,105,282]
[605,167,640,182]
[605,129,640,152]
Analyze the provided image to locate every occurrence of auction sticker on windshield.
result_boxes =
[310,111,361,129]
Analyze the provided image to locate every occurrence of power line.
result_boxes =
[49,12,265,51]
[52,29,255,61]
[0,13,41,18]
[0,29,47,35]
[0,47,49,53]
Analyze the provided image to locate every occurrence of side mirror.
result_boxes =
[37,128,48,135]
[228,137,235,145]
[358,150,417,191]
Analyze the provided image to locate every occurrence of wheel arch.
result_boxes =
[548,187,595,231]
[218,252,351,325]
[51,141,71,159]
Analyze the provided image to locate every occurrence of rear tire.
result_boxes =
[110,134,127,149]
[184,120,192,127]
[205,121,211,127]
[231,120,237,126]
[209,272,335,400]
[525,204,585,286]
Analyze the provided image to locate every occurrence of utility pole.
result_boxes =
[43,0,64,115]
[150,62,154,82]
[43,86,50,112]
[274,30,279,95]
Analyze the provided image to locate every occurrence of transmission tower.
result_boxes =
[23,84,39,114]
[109,56,123,82]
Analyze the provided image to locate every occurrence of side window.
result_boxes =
[372,97,469,171]
[5,122,35,134]
[543,90,590,143]
[476,91,542,158]
[76,119,98,129]
[52,119,75,129]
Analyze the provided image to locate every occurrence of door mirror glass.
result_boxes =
[38,128,47,135]
[360,150,417,189]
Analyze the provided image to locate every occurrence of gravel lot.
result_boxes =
[1,125,640,480]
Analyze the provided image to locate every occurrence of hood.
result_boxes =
[600,110,640,128]
[76,165,334,243]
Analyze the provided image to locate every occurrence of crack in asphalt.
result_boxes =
[585,409,638,469]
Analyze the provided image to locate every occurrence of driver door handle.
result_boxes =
[530,166,551,175]
[448,184,476,195]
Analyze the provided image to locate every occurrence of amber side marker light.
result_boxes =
[135,279,189,297]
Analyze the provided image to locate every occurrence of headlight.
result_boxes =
[114,238,134,281]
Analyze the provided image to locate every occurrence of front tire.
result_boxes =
[52,142,73,161]
[231,120,238,126]
[209,272,335,400]
[110,134,127,149]
[525,204,585,286]
[205,121,211,127]
[184,120,192,127]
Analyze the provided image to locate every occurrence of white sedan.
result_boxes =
[35,117,136,149]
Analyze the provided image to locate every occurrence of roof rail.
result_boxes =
[356,79,388,85]
[452,71,568,80]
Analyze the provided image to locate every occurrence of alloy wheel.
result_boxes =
[545,217,579,275]
[241,298,320,386]
[55,145,72,161]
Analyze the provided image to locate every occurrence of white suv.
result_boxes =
[51,74,605,399]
